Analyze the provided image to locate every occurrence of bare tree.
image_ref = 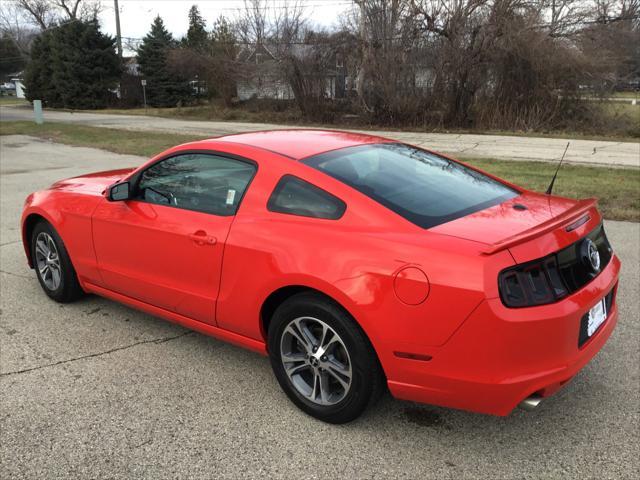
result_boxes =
[269,1,318,115]
[235,0,270,45]
[0,2,40,55]
[11,0,101,31]
[349,0,430,123]
[13,0,55,30]
[56,0,83,20]
[235,1,328,116]
[410,0,505,126]
[577,0,640,92]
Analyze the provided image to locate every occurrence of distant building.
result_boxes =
[123,57,140,76]
[236,43,347,101]
[236,44,292,100]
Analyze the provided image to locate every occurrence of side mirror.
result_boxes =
[107,181,131,201]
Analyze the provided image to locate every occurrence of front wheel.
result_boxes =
[31,221,84,303]
[268,293,384,424]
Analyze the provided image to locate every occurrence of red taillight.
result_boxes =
[498,256,568,308]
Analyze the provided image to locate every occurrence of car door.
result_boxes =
[92,152,257,325]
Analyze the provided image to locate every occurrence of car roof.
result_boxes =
[204,129,394,160]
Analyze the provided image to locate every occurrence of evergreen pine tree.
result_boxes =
[210,16,238,105]
[184,5,208,52]
[137,16,192,107]
[23,33,55,104]
[211,16,236,55]
[24,20,120,108]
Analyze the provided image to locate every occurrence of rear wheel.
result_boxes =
[268,292,384,424]
[31,221,83,303]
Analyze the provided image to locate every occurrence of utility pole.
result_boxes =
[354,0,368,110]
[114,0,123,58]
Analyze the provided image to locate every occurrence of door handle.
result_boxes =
[188,230,217,246]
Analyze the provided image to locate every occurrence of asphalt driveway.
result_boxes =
[1,135,639,479]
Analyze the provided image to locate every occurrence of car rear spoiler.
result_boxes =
[482,198,598,255]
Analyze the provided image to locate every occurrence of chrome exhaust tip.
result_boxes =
[519,396,543,411]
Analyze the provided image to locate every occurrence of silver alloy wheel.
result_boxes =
[34,232,62,291]
[280,316,353,406]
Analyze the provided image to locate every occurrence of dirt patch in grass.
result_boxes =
[2,121,638,221]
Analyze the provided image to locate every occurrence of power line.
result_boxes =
[129,0,353,6]
[113,0,353,11]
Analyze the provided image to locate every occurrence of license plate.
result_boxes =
[587,298,607,337]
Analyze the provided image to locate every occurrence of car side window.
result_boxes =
[267,175,346,220]
[135,153,256,216]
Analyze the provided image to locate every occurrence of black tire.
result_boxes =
[31,220,84,303]
[268,292,384,424]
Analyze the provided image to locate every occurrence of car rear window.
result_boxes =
[302,143,518,228]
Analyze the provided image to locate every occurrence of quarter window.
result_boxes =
[136,153,256,216]
[267,175,346,220]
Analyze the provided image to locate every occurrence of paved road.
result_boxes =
[1,136,639,479]
[2,105,639,168]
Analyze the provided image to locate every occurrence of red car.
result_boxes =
[21,130,620,423]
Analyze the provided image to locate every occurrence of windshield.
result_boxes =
[302,143,518,228]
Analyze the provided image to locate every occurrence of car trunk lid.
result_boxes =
[430,191,602,263]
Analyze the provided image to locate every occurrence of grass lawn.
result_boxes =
[0,96,29,106]
[0,121,207,158]
[611,92,640,100]
[461,157,639,222]
[2,120,638,221]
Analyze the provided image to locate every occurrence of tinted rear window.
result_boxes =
[302,143,518,228]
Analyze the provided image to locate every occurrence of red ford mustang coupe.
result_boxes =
[21,130,620,423]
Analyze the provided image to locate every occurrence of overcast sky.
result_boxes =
[98,0,352,50]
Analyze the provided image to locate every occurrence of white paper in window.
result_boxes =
[226,189,236,205]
